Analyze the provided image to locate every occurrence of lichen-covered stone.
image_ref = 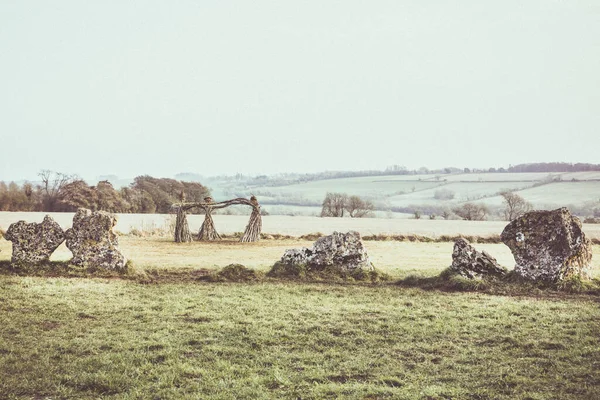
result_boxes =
[501,207,592,282]
[4,216,65,264]
[280,248,313,266]
[450,238,507,279]
[65,208,126,271]
[279,231,373,271]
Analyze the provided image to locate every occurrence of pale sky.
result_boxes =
[1,1,599,182]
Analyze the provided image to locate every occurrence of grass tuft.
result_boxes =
[556,275,600,294]
[210,263,264,282]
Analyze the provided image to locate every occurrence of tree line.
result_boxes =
[212,161,600,189]
[0,171,210,213]
[507,162,600,173]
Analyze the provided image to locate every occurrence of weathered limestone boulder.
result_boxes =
[4,216,65,264]
[280,248,313,266]
[450,238,507,279]
[279,231,373,271]
[501,207,592,282]
[65,208,127,271]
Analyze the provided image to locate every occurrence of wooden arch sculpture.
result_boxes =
[173,196,262,243]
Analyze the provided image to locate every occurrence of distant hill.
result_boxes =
[203,171,600,218]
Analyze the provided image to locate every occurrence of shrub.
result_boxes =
[433,189,455,200]
[453,203,489,221]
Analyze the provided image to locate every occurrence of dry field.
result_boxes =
[221,171,600,210]
[2,211,600,279]
[2,235,599,279]
[2,212,600,239]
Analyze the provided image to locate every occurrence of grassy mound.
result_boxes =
[209,264,263,282]
[267,261,390,283]
[397,267,600,296]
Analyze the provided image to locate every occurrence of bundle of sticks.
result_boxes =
[172,196,262,243]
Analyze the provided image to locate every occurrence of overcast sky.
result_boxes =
[1,1,598,182]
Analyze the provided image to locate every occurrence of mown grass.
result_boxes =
[1,276,600,399]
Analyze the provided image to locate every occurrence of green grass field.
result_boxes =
[2,276,600,399]
[1,236,600,399]
[219,171,600,214]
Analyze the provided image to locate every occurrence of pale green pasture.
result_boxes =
[259,205,411,219]
[253,178,443,202]
[510,182,600,207]
[560,171,600,181]
[385,181,531,207]
[242,173,600,211]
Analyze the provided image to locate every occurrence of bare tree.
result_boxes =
[38,170,75,211]
[346,195,374,218]
[320,192,348,217]
[453,203,489,221]
[500,191,532,221]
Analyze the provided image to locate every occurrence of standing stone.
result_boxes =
[65,208,127,271]
[278,231,373,272]
[501,207,592,282]
[450,238,507,279]
[4,216,65,264]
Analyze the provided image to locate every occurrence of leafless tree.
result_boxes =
[500,191,533,221]
[346,195,374,218]
[320,192,348,217]
[453,203,489,221]
[38,170,76,211]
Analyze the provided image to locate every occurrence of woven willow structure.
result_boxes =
[172,196,262,243]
